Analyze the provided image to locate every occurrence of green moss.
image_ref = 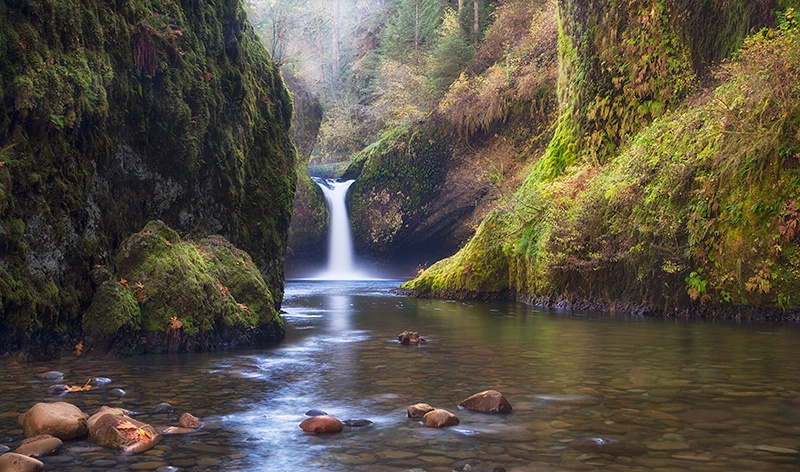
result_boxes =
[0,0,295,355]
[81,220,283,354]
[407,9,800,318]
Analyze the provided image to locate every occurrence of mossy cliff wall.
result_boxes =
[405,2,800,318]
[0,0,296,354]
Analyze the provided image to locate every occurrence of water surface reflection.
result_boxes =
[0,280,798,471]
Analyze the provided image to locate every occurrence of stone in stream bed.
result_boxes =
[299,415,343,433]
[0,452,45,472]
[458,390,512,414]
[87,408,161,453]
[20,402,89,440]
[36,371,64,381]
[152,403,173,414]
[14,434,63,457]
[397,331,426,345]
[90,377,113,386]
[422,409,459,428]
[304,409,328,417]
[342,419,373,427]
[178,413,202,429]
[407,403,435,419]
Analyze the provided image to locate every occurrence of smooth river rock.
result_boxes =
[14,434,63,457]
[407,403,435,419]
[422,409,460,428]
[88,410,161,453]
[299,415,343,433]
[459,390,512,413]
[0,452,45,472]
[21,402,89,440]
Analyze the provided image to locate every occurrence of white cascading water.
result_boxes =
[312,177,370,280]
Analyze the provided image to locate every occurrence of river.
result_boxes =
[1,279,799,471]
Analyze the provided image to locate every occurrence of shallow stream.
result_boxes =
[1,279,799,471]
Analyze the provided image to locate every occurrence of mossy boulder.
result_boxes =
[83,221,283,356]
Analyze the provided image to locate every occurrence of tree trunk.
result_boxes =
[473,0,479,46]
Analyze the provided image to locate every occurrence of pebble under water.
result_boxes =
[1,279,800,471]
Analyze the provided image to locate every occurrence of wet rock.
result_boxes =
[407,403,435,419]
[87,407,131,431]
[90,377,113,386]
[36,371,64,381]
[152,403,173,414]
[299,415,343,433]
[178,413,202,429]
[397,331,426,345]
[0,452,44,472]
[88,412,161,453]
[108,388,126,398]
[305,409,328,417]
[458,390,512,413]
[457,463,507,472]
[160,426,198,435]
[21,402,89,440]
[14,434,63,457]
[422,409,459,428]
[342,419,373,427]
[47,385,68,395]
[89,267,114,286]
[0,445,10,454]
[572,437,647,456]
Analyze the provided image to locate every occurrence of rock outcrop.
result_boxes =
[0,0,296,357]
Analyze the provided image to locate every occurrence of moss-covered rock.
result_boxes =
[0,0,295,356]
[84,221,282,356]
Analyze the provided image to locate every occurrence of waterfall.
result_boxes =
[312,177,371,280]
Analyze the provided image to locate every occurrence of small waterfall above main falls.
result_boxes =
[311,177,373,280]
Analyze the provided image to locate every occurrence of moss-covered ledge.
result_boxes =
[83,221,283,356]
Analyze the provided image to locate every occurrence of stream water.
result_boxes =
[1,279,800,471]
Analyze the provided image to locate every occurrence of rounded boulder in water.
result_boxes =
[108,388,126,398]
[304,409,327,417]
[299,415,343,433]
[90,377,113,386]
[458,389,512,414]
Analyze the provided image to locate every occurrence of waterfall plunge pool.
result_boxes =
[2,279,799,471]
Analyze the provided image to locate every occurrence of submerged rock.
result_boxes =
[304,409,328,417]
[152,403,173,414]
[458,390,512,413]
[342,419,373,427]
[299,415,343,433]
[35,372,64,381]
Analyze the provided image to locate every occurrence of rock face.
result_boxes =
[422,409,460,428]
[458,390,512,414]
[0,0,296,357]
[21,402,88,440]
[0,453,44,472]
[299,415,344,433]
